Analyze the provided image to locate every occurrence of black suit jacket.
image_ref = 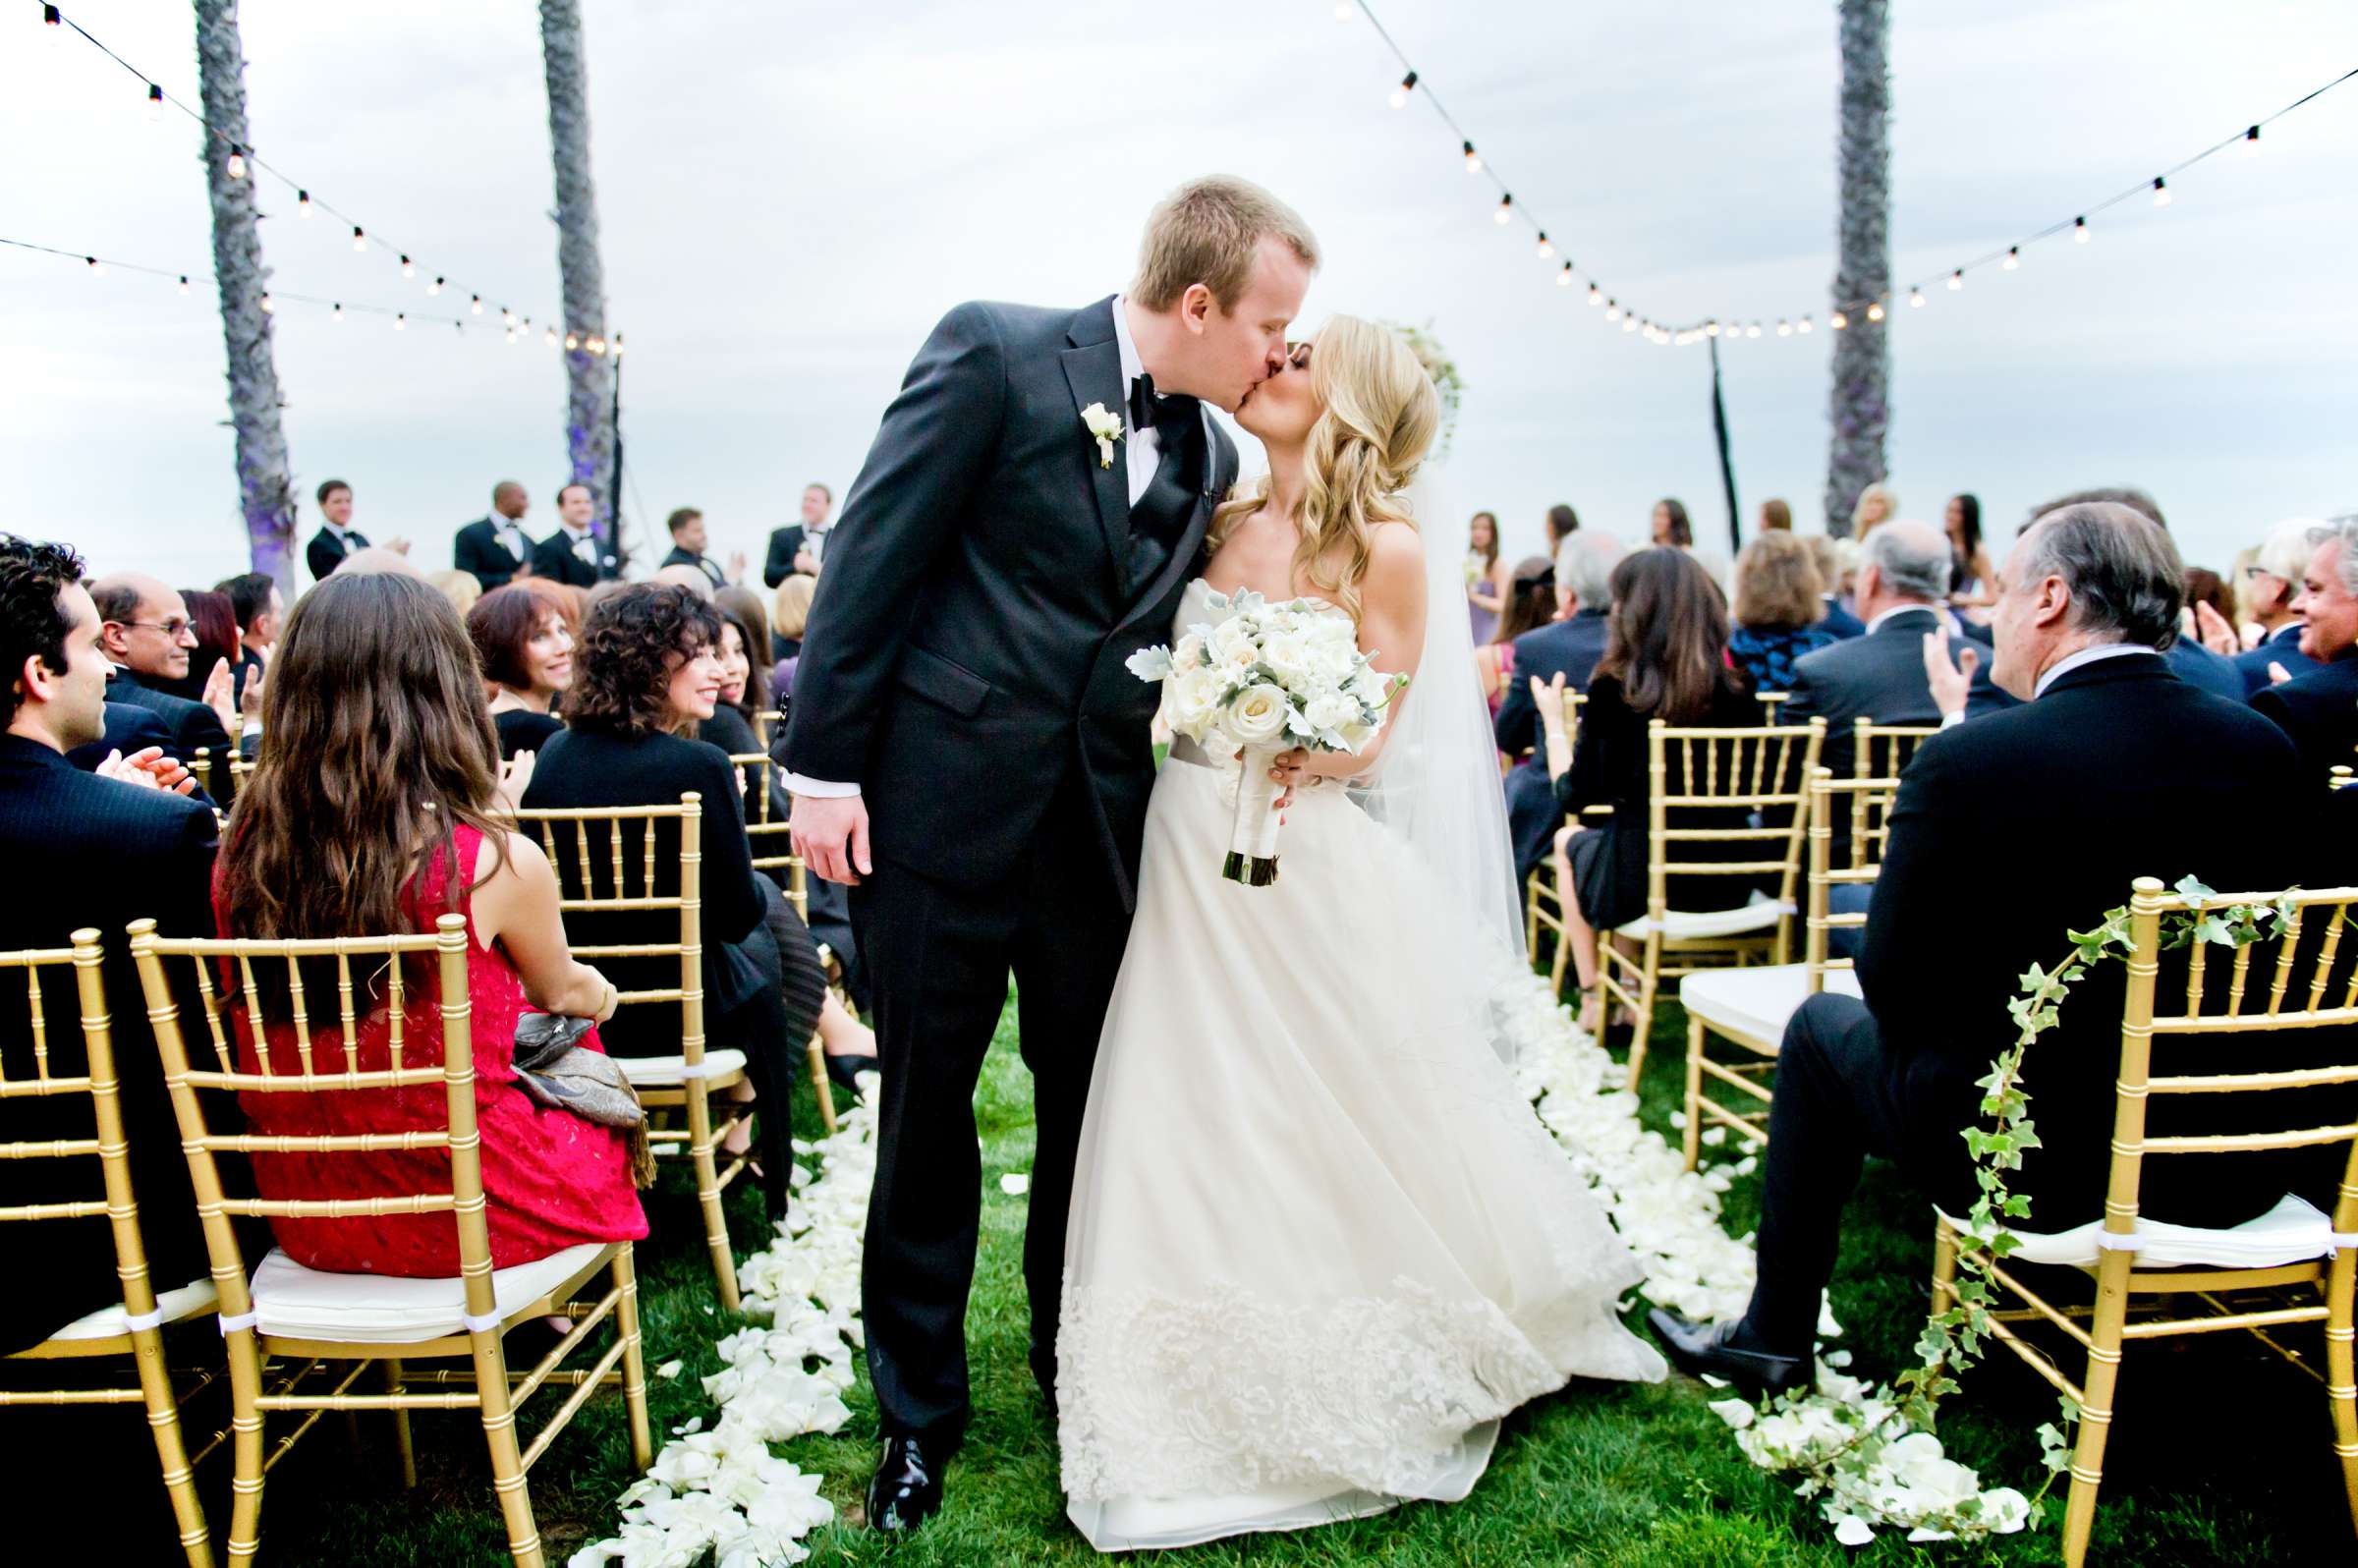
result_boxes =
[306,526,365,583]
[64,703,221,812]
[763,526,809,588]
[2233,622,2320,697]
[1858,655,2332,1227]
[1493,609,1611,761]
[1781,606,1970,778]
[782,296,1240,907]
[659,545,728,589]
[107,669,235,795]
[454,517,535,591]
[0,737,224,1354]
[2250,649,2358,781]
[1819,596,1867,640]
[531,529,619,588]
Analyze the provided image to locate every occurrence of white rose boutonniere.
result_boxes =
[1080,402,1125,470]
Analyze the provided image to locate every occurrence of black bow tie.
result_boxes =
[1127,373,1198,436]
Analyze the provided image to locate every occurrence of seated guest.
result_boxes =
[1850,482,1896,541]
[427,569,482,618]
[524,586,828,1209]
[2184,566,2235,640]
[1806,534,1867,639]
[761,481,834,588]
[1650,502,2317,1391]
[468,580,577,759]
[1759,497,1792,532]
[531,482,620,588]
[714,583,776,719]
[214,572,645,1276]
[2252,516,2358,780]
[332,547,422,579]
[1650,497,1694,548]
[2233,517,2327,695]
[88,573,237,784]
[0,535,223,1352]
[771,573,815,679]
[453,480,536,591]
[1728,532,1838,693]
[1542,547,1765,1036]
[169,588,244,704]
[707,604,876,1093]
[659,507,736,591]
[653,564,716,598]
[215,571,282,698]
[1496,531,1625,882]
[1474,555,1557,714]
[2037,486,2244,701]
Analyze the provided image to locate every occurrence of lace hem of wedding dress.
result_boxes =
[1057,1273,1647,1511]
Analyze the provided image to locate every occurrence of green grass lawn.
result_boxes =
[48,993,2354,1565]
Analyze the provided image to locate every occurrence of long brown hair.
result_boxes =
[1597,546,1747,721]
[217,574,509,999]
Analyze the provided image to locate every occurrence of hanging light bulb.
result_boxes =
[1536,231,1553,259]
[611,334,623,359]
[84,255,104,276]
[400,254,415,278]
[564,332,580,351]
[146,84,163,121]
[545,325,559,347]
[226,145,246,179]
[2002,246,2020,270]
[352,226,366,252]
[1587,284,1602,307]
[298,190,313,217]
[2244,124,2260,156]
[1462,140,1481,174]
[2152,176,2170,206]
[1621,315,1638,334]
[1746,321,1763,338]
[1494,194,1513,225]
[258,292,273,313]
[470,294,484,315]
[502,308,518,328]
[1866,301,1885,322]
[42,5,61,45]
[1829,309,1848,330]
[1604,300,1622,321]
[1776,318,1793,337]
[394,312,406,331]
[1556,261,1575,287]
[177,274,190,296]
[588,335,606,355]
[1389,71,1416,109]
[332,302,344,322]
[2074,215,2090,243]
[1705,320,1721,338]
[427,275,444,296]
[1947,269,1964,291]
[1797,314,1814,334]
[1909,287,1927,308]
[505,327,519,344]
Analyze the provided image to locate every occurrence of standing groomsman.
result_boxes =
[530,481,620,588]
[763,482,836,587]
[453,481,538,591]
[304,479,410,583]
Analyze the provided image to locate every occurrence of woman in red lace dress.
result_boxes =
[213,572,645,1275]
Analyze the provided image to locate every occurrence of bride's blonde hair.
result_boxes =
[1208,314,1441,621]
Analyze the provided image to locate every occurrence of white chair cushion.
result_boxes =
[1940,1192,2348,1271]
[47,1277,219,1343]
[247,1240,608,1344]
[615,1047,747,1087]
[1618,892,1795,941]
[1680,965,1863,1046]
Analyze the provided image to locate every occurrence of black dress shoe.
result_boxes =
[826,1051,878,1098]
[867,1434,945,1533]
[1647,1308,1811,1394]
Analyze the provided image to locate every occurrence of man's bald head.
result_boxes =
[333,547,422,580]
[88,573,194,680]
[492,480,528,519]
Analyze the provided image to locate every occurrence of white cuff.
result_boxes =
[785,774,861,799]
[1938,710,1966,730]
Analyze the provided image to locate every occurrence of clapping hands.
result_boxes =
[95,746,198,797]
[1922,624,1978,720]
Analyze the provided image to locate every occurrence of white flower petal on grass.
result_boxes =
[654,1359,683,1379]
[1699,1372,1731,1388]
[1832,1515,1877,1546]
[1701,1127,1727,1147]
[1707,1398,1756,1429]
[998,1172,1031,1196]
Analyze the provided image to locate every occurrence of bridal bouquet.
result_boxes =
[1126,589,1402,886]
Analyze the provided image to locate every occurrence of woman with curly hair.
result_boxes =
[522,584,827,1210]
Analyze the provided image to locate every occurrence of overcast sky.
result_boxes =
[4,0,2353,590]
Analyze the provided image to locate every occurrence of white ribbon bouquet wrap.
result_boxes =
[1127,589,1404,886]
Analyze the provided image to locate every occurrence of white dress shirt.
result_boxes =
[557,522,597,564]
[787,295,1197,801]
[494,517,530,561]
[1864,600,1942,637]
[2033,642,2159,699]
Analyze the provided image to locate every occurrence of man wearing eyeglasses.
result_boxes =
[86,574,237,796]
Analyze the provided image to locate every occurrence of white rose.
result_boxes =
[1304,692,1357,734]
[1171,631,1207,669]
[1897,1456,1980,1512]
[1222,683,1291,748]
[1260,631,1313,690]
[1207,616,1262,672]
[1167,667,1222,734]
[1976,1486,2031,1535]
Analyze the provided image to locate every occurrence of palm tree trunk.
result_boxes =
[1825,0,1891,536]
[538,0,619,564]
[195,0,297,591]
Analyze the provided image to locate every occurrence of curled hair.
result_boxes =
[467,579,578,691]
[216,573,508,1013]
[1598,546,1747,722]
[1731,532,1825,632]
[563,584,722,736]
[0,534,86,729]
[1206,314,1439,620]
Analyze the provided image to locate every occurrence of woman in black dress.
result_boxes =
[522,585,827,1213]
[1539,547,1765,1034]
[469,581,577,760]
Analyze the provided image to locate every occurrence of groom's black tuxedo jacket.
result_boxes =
[784,297,1239,908]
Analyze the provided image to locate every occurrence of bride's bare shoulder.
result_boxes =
[1363,522,1426,592]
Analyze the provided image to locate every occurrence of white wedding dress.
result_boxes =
[1056,578,1666,1553]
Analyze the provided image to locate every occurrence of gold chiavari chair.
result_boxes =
[1932,877,2358,1566]
[1678,769,1895,1168]
[3,930,219,1565]
[1846,719,1938,867]
[512,795,746,1310]
[130,916,651,1568]
[1601,716,1825,1088]
[188,749,215,803]
[1755,690,1792,723]
[1524,691,1587,987]
[2331,764,2352,793]
[727,752,840,1137]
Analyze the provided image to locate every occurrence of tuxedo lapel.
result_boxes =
[1060,302,1131,585]
[1116,412,1228,637]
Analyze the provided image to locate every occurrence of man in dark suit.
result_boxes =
[762,482,836,588]
[303,477,410,583]
[657,506,738,590]
[0,535,223,1355]
[785,177,1311,1531]
[2252,515,2358,780]
[530,481,620,588]
[1495,531,1623,881]
[2230,517,2325,696]
[1652,502,2318,1390]
[87,574,237,794]
[452,480,536,591]
[214,571,282,704]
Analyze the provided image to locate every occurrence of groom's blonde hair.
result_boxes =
[1132,176,1320,313]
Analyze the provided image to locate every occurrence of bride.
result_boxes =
[1056,315,1665,1552]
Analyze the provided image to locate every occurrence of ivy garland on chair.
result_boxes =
[1710,877,2299,1546]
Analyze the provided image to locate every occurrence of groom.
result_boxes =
[786,176,1319,1532]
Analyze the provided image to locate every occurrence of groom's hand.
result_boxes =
[792,793,872,885]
